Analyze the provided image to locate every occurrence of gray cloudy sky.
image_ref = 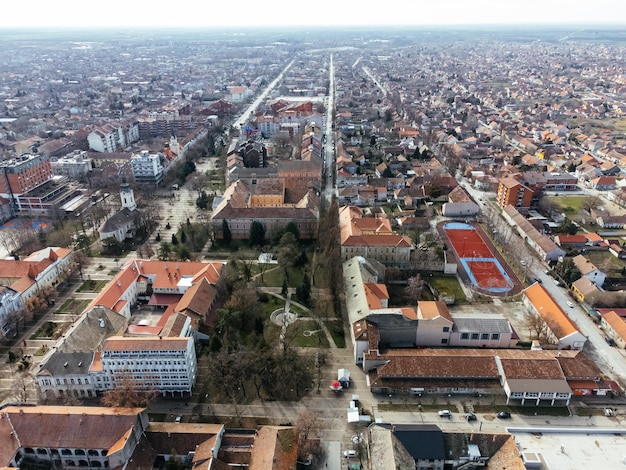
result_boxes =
[1,0,625,28]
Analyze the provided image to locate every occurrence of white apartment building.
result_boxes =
[88,121,139,153]
[51,150,92,180]
[131,150,164,186]
[96,336,197,396]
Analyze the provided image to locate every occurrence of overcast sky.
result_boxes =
[1,0,625,29]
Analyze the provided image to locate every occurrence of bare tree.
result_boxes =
[406,274,424,304]
[296,409,322,445]
[523,311,554,345]
[581,195,602,214]
[11,372,32,403]
[101,371,157,407]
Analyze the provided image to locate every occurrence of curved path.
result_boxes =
[258,287,337,349]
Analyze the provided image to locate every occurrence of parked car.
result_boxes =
[497,412,511,419]
[605,337,616,347]
[553,279,560,286]
[174,416,182,423]
[567,301,574,308]
[438,410,452,418]
[464,412,477,421]
[343,450,357,459]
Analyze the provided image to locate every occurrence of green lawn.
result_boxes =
[262,265,308,288]
[327,320,346,348]
[429,275,467,304]
[285,320,330,348]
[547,195,587,216]
[31,321,69,339]
[585,250,626,274]
[76,279,108,293]
[55,298,90,315]
[575,407,607,417]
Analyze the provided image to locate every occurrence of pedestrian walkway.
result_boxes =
[259,287,337,348]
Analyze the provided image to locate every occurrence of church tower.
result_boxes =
[120,178,136,211]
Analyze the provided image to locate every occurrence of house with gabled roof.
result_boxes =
[600,309,626,349]
[572,254,606,288]
[571,276,602,304]
[523,283,587,350]
[501,205,565,261]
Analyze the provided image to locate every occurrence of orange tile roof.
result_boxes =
[524,284,581,339]
[107,428,133,456]
[102,336,189,352]
[90,351,103,372]
[418,301,452,322]
[363,283,389,309]
[88,259,223,312]
[401,308,417,320]
[602,311,626,341]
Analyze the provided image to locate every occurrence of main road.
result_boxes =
[231,59,295,131]
[322,53,336,202]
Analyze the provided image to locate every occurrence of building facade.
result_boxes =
[131,150,164,186]
[96,336,197,396]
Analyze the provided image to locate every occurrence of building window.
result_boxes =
[481,333,489,340]
[461,333,469,340]
[491,333,500,340]
[471,333,479,340]
[441,338,448,344]
[442,326,450,332]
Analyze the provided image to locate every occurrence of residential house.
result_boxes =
[571,276,602,304]
[441,186,479,217]
[572,254,606,288]
[523,283,587,350]
[501,205,565,261]
[590,175,617,190]
[600,310,626,349]
[369,424,445,470]
[554,234,589,251]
